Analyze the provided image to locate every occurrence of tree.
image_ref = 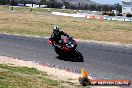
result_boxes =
[10,0,17,6]
[0,0,10,5]
[96,5,101,11]
[114,3,122,13]
[63,2,70,9]
[100,5,109,11]
[40,0,46,5]
[88,4,96,11]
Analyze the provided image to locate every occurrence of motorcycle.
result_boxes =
[48,36,84,62]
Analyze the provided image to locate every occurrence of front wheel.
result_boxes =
[54,47,64,56]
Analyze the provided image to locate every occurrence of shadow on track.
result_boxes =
[56,55,84,62]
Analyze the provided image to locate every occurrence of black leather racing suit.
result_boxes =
[50,31,69,48]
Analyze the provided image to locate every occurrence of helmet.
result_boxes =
[53,25,59,32]
[53,25,59,31]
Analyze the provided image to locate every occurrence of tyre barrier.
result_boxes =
[90,15,96,19]
[85,15,104,20]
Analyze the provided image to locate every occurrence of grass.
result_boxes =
[0,64,43,75]
[0,64,77,88]
[0,6,132,44]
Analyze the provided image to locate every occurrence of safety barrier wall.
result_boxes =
[104,16,132,22]
[52,12,85,17]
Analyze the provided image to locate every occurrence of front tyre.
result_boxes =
[54,47,64,56]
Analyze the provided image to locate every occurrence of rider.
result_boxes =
[50,25,70,47]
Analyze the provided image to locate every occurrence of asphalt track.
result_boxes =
[0,34,132,81]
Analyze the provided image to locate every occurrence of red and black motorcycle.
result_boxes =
[48,36,84,62]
